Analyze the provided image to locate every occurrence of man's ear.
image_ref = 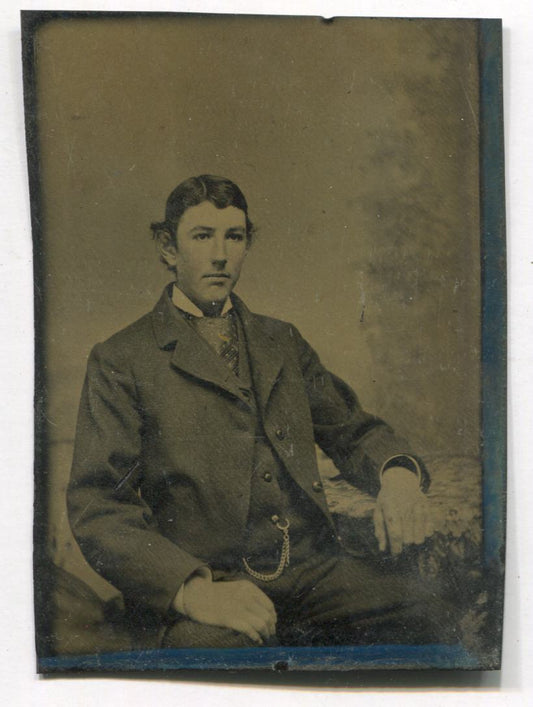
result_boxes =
[155,229,178,269]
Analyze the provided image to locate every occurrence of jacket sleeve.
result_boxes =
[290,326,429,494]
[67,343,206,619]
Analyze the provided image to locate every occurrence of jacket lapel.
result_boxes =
[234,295,334,527]
[231,295,284,412]
[151,287,248,402]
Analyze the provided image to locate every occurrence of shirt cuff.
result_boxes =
[379,454,423,486]
[171,566,212,616]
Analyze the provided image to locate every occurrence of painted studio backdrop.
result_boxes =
[26,13,498,667]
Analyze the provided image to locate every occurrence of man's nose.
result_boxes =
[210,237,228,265]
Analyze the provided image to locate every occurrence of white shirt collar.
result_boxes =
[171,284,233,318]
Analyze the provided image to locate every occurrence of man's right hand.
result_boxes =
[182,573,277,644]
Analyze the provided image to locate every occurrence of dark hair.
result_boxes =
[150,174,255,245]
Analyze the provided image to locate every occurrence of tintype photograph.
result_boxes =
[22,12,506,672]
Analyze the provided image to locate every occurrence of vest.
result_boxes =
[183,307,333,575]
[234,312,333,573]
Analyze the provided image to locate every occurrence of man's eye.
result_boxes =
[227,232,245,241]
[193,232,211,240]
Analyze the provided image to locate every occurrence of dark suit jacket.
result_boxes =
[68,286,418,619]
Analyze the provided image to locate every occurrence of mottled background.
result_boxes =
[33,15,481,597]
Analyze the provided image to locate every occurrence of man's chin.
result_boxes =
[197,284,234,310]
[203,283,232,300]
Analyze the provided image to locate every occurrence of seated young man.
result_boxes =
[68,174,450,649]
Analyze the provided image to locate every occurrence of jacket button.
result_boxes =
[312,481,323,492]
[271,514,280,524]
[275,427,286,440]
[263,472,273,482]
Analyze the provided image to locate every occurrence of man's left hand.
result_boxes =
[373,467,432,555]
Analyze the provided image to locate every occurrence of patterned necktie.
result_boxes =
[192,312,239,376]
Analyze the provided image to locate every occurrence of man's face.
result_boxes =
[169,201,248,313]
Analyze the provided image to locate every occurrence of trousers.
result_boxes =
[161,546,456,649]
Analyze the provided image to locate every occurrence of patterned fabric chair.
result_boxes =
[319,452,495,656]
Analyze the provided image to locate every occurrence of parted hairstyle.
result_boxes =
[150,174,256,248]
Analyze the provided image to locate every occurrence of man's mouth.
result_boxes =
[203,273,231,279]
